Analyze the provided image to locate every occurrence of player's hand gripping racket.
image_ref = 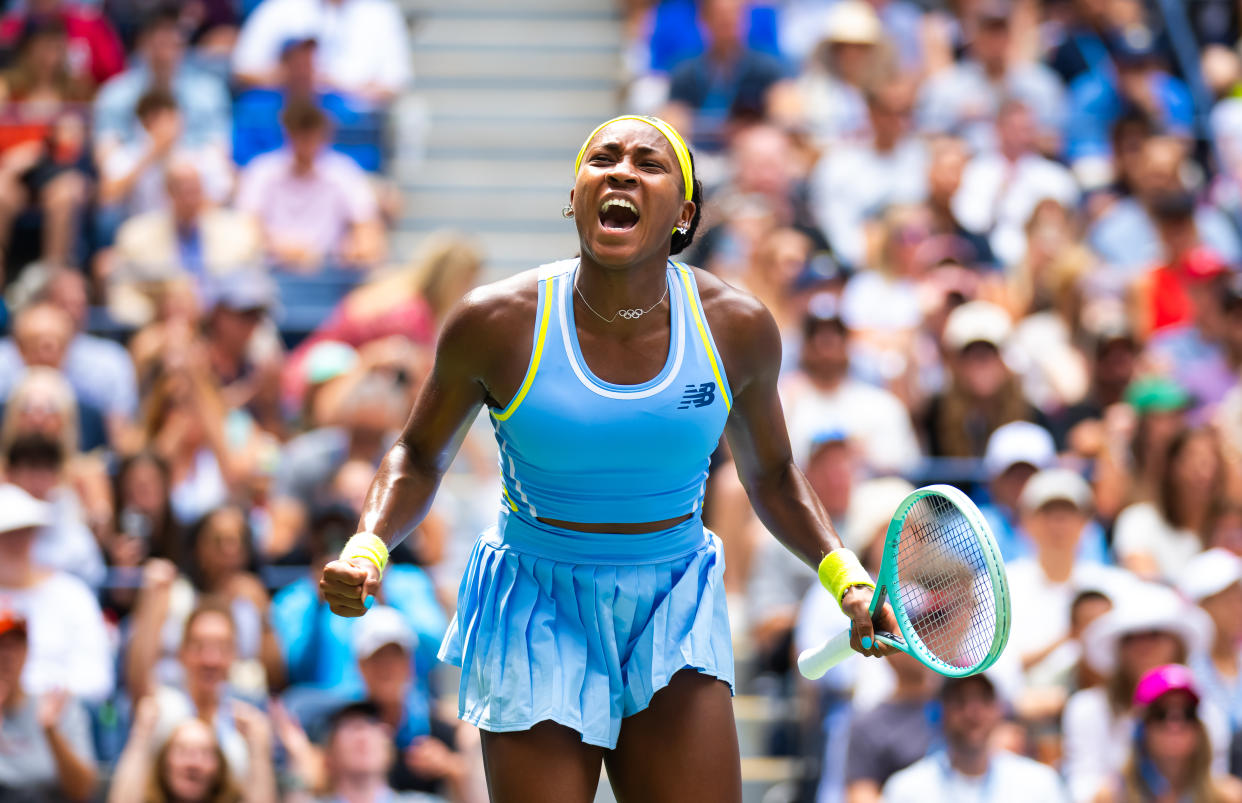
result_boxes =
[798,484,1010,679]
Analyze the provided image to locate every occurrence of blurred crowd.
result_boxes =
[5,0,1242,801]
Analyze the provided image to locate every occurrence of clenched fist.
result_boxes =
[319,557,382,617]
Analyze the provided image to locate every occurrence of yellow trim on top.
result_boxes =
[493,275,555,422]
[501,486,519,512]
[676,265,731,412]
[574,115,693,202]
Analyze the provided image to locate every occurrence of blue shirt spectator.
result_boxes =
[644,0,781,74]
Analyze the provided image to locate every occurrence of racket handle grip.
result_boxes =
[797,627,856,680]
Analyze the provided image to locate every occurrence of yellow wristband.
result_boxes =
[817,549,875,608]
[341,532,389,575]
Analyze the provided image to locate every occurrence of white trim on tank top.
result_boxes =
[557,265,686,400]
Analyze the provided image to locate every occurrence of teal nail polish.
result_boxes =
[365,595,375,609]
[861,636,873,649]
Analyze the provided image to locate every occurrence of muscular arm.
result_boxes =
[700,270,894,654]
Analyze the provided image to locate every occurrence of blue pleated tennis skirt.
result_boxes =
[437,508,734,749]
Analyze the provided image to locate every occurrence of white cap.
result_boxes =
[1019,468,1093,512]
[352,605,416,661]
[1178,548,1242,603]
[982,421,1056,480]
[821,0,882,45]
[844,477,915,553]
[0,483,51,534]
[943,301,1013,351]
[1083,583,1211,675]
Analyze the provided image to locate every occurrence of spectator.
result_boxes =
[809,80,926,270]
[235,100,385,272]
[780,0,884,147]
[1088,136,1241,279]
[883,673,1069,802]
[93,8,231,164]
[199,271,285,430]
[125,506,284,704]
[0,267,140,434]
[0,608,98,803]
[916,0,1065,155]
[780,292,921,475]
[271,505,445,698]
[1065,25,1194,168]
[951,99,1081,268]
[107,157,264,326]
[924,300,1044,458]
[1178,549,1242,746]
[232,0,412,106]
[0,0,123,86]
[1096,665,1242,803]
[661,0,787,153]
[355,606,471,799]
[4,432,104,588]
[0,482,113,702]
[298,701,437,803]
[0,362,105,471]
[1006,469,1126,694]
[733,227,815,366]
[843,649,941,802]
[1113,427,1226,582]
[924,135,998,269]
[1062,584,1218,802]
[101,451,179,619]
[0,17,95,106]
[282,233,480,408]
[977,421,1057,561]
[1044,0,1118,86]
[1133,193,1230,336]
[1051,315,1138,453]
[107,696,276,803]
[98,89,234,218]
[233,36,385,172]
[132,599,276,784]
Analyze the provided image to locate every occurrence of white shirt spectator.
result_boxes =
[1005,560,1131,689]
[916,61,1066,154]
[883,750,1069,803]
[781,372,921,474]
[232,0,411,98]
[810,137,928,268]
[101,142,234,218]
[236,147,379,263]
[32,486,105,590]
[1112,501,1203,583]
[951,152,1080,267]
[0,573,114,703]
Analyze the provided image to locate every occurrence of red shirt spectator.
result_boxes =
[0,0,125,85]
[1139,246,1228,335]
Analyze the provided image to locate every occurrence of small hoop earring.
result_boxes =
[562,205,574,219]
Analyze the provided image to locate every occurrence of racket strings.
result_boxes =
[893,494,997,669]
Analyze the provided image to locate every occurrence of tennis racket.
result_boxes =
[798,484,1010,679]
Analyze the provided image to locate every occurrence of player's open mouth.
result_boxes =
[598,198,640,232]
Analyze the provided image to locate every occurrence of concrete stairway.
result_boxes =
[393,0,625,278]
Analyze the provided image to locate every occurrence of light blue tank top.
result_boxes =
[490,259,734,525]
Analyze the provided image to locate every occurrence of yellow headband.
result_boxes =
[573,115,694,202]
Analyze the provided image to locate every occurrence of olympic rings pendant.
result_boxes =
[617,308,646,320]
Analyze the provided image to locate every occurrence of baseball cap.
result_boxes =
[1133,664,1200,708]
[1113,25,1159,66]
[279,35,317,58]
[982,421,1056,480]
[1177,548,1242,603]
[352,604,416,661]
[976,0,1011,24]
[1124,375,1190,414]
[1019,468,1093,512]
[942,301,1012,351]
[803,291,846,329]
[204,271,280,314]
[305,341,359,385]
[1177,246,1229,282]
[821,0,882,45]
[0,609,27,639]
[0,483,51,535]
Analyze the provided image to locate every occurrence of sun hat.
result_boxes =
[1083,583,1210,675]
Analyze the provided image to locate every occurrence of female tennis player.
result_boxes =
[320,115,897,802]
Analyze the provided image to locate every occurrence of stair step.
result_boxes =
[412,17,621,48]
[406,0,615,13]
[398,156,572,188]
[415,49,622,83]
[412,87,618,119]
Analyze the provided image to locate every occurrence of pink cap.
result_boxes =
[1133,664,1201,708]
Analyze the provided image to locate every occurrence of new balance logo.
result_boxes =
[677,382,717,409]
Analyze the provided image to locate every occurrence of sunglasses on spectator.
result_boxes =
[1146,704,1197,725]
